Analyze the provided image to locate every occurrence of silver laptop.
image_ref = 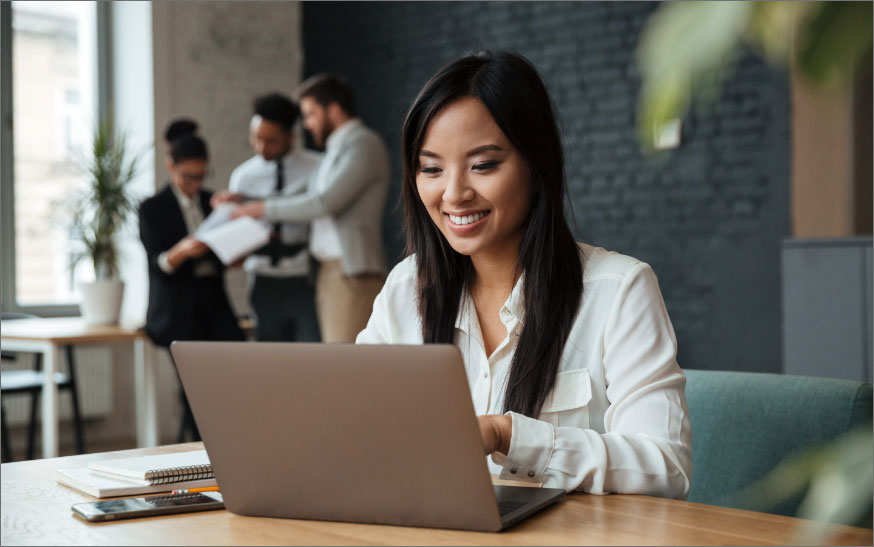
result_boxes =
[170,341,564,532]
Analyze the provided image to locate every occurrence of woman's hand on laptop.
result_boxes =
[477,414,512,456]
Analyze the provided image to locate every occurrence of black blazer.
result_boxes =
[138,184,232,347]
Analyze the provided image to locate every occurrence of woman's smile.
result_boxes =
[445,210,492,233]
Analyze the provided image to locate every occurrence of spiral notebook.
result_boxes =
[56,467,217,499]
[87,450,213,486]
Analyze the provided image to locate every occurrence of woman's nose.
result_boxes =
[442,169,475,204]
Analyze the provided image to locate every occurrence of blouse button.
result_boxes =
[509,468,517,475]
[482,371,488,378]
[527,471,535,478]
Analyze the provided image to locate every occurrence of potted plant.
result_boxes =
[68,119,140,325]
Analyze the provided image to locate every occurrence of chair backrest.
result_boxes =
[1,313,40,361]
[1,312,39,321]
[684,369,872,516]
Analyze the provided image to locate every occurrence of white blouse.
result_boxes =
[356,243,692,498]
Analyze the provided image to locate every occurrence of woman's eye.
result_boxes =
[472,161,500,171]
[419,166,442,175]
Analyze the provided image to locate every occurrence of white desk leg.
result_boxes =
[134,338,158,447]
[41,343,60,458]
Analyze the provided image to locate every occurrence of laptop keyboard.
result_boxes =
[497,500,526,516]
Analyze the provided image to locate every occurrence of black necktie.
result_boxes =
[270,160,284,266]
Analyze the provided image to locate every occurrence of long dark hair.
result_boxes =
[401,51,583,418]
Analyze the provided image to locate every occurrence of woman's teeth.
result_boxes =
[448,211,489,225]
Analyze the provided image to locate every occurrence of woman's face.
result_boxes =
[168,158,208,198]
[416,96,531,260]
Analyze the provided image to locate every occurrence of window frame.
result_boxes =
[0,1,113,316]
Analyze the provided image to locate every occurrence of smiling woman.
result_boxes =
[416,97,531,262]
[356,51,692,498]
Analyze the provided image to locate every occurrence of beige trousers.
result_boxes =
[315,259,386,343]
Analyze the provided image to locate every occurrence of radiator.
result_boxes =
[1,346,114,425]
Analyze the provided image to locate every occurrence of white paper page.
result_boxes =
[88,449,211,480]
[195,203,236,236]
[197,216,271,265]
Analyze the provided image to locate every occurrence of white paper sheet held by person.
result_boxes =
[196,213,270,265]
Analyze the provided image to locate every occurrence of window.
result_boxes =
[1,1,109,314]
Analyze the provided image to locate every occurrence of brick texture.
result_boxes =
[302,1,791,373]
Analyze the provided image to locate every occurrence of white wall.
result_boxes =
[114,0,154,325]
[110,0,182,445]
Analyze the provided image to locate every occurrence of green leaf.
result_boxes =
[63,117,142,280]
[795,2,873,88]
[739,426,873,540]
[636,1,754,152]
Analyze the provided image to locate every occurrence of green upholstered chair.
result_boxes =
[684,369,872,517]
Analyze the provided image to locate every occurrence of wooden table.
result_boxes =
[0,318,158,458]
[2,443,871,546]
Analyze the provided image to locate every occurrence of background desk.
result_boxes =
[0,318,158,457]
[2,443,871,546]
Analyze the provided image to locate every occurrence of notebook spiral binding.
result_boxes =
[144,493,204,504]
[145,464,214,485]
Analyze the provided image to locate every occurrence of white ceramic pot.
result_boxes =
[80,279,125,325]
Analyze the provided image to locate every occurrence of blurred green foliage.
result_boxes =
[743,425,873,540]
[636,1,873,151]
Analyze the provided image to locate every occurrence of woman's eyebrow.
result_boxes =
[419,144,504,159]
[466,144,504,156]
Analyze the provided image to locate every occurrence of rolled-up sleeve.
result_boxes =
[492,263,692,498]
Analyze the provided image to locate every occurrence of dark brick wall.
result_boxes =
[302,1,791,373]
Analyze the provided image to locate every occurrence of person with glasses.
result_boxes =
[138,128,244,440]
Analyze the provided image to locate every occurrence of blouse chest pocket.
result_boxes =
[539,368,592,429]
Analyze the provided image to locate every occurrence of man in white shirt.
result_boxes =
[231,75,390,343]
[224,94,322,341]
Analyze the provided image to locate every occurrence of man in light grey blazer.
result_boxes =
[231,74,390,342]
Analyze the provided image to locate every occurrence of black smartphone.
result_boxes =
[72,492,224,522]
